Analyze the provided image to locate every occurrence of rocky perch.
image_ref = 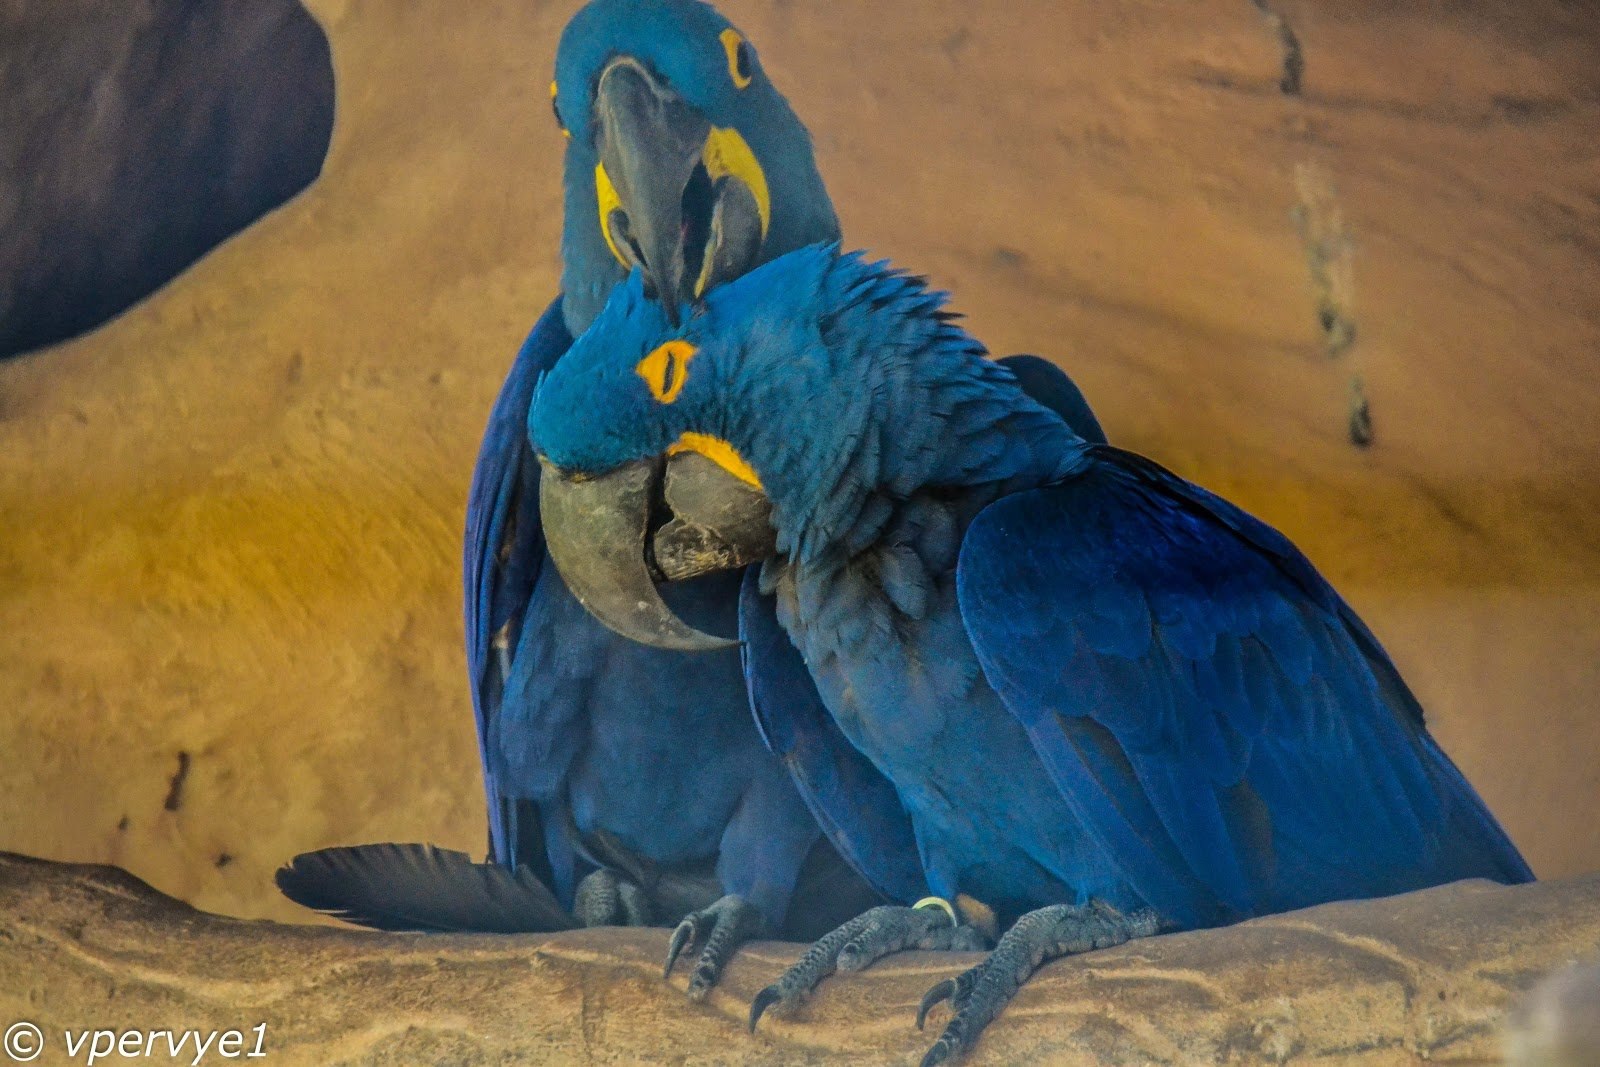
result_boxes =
[1,853,1596,1065]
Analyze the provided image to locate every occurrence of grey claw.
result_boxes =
[747,904,986,1031]
[921,1033,961,1067]
[916,978,959,1031]
[748,984,782,1032]
[919,900,1161,1065]
[917,959,984,1030]
[660,894,764,1001]
[664,916,697,978]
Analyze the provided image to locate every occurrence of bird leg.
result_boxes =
[748,901,988,1030]
[664,893,767,1000]
[915,900,1161,1067]
[573,868,653,928]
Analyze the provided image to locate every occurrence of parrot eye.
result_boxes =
[549,80,569,138]
[720,29,753,89]
[636,340,697,404]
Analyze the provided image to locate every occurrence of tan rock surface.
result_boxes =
[0,853,1596,1065]
[0,0,1596,926]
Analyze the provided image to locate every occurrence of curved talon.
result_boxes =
[746,904,984,1038]
[663,894,764,1000]
[916,901,1161,1065]
[916,978,959,1030]
[688,960,721,1001]
[748,984,782,1032]
[663,916,698,977]
[921,1034,961,1067]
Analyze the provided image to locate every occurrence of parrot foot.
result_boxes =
[748,903,987,1031]
[915,900,1161,1067]
[573,868,652,928]
[663,893,766,1000]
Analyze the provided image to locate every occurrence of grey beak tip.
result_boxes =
[538,457,745,652]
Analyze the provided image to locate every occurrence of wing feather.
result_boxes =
[957,447,1525,927]
[463,297,572,869]
[739,568,926,905]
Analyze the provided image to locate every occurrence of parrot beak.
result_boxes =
[539,452,776,651]
[593,58,767,315]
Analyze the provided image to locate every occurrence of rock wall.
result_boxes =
[0,0,1594,927]
[0,0,333,357]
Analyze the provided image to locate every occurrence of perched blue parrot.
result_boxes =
[276,0,1115,995]
[529,245,1534,1065]
[279,0,888,989]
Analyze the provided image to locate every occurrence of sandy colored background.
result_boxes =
[0,0,1596,926]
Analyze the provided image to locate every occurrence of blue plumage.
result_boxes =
[472,8,1107,947]
[464,0,860,937]
[530,243,1532,1060]
[957,454,1529,928]
[554,0,837,329]
[282,1,898,959]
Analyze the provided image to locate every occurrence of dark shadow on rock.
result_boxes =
[0,0,334,359]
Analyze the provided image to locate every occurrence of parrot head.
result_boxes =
[553,0,839,332]
[529,244,1070,653]
[529,258,779,652]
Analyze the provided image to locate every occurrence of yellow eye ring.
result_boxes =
[720,28,753,89]
[550,79,570,139]
[637,340,697,404]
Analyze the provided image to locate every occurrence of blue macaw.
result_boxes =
[273,0,1117,995]
[279,0,884,989]
[528,245,1534,1065]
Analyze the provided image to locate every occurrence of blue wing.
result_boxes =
[996,354,1106,446]
[739,567,927,905]
[957,447,1531,928]
[464,296,572,872]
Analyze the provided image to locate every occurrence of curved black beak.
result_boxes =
[539,453,775,652]
[594,58,765,314]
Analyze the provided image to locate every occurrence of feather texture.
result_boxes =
[285,1,890,938]
[532,243,1533,932]
[275,844,576,933]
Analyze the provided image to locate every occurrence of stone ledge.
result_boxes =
[1,852,1596,1065]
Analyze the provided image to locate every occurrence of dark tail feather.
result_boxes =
[276,843,579,933]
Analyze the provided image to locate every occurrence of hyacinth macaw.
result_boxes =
[279,0,885,993]
[528,245,1534,1065]
[273,0,1112,993]
[272,0,1113,991]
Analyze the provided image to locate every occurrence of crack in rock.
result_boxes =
[1291,163,1358,360]
[1250,0,1305,95]
[1348,376,1374,448]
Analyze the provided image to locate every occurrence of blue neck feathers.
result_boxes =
[703,249,1092,565]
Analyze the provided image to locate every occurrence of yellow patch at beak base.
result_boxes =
[702,126,770,240]
[667,432,761,489]
[592,128,771,281]
[595,161,626,267]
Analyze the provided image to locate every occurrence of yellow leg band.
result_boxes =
[913,896,958,928]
